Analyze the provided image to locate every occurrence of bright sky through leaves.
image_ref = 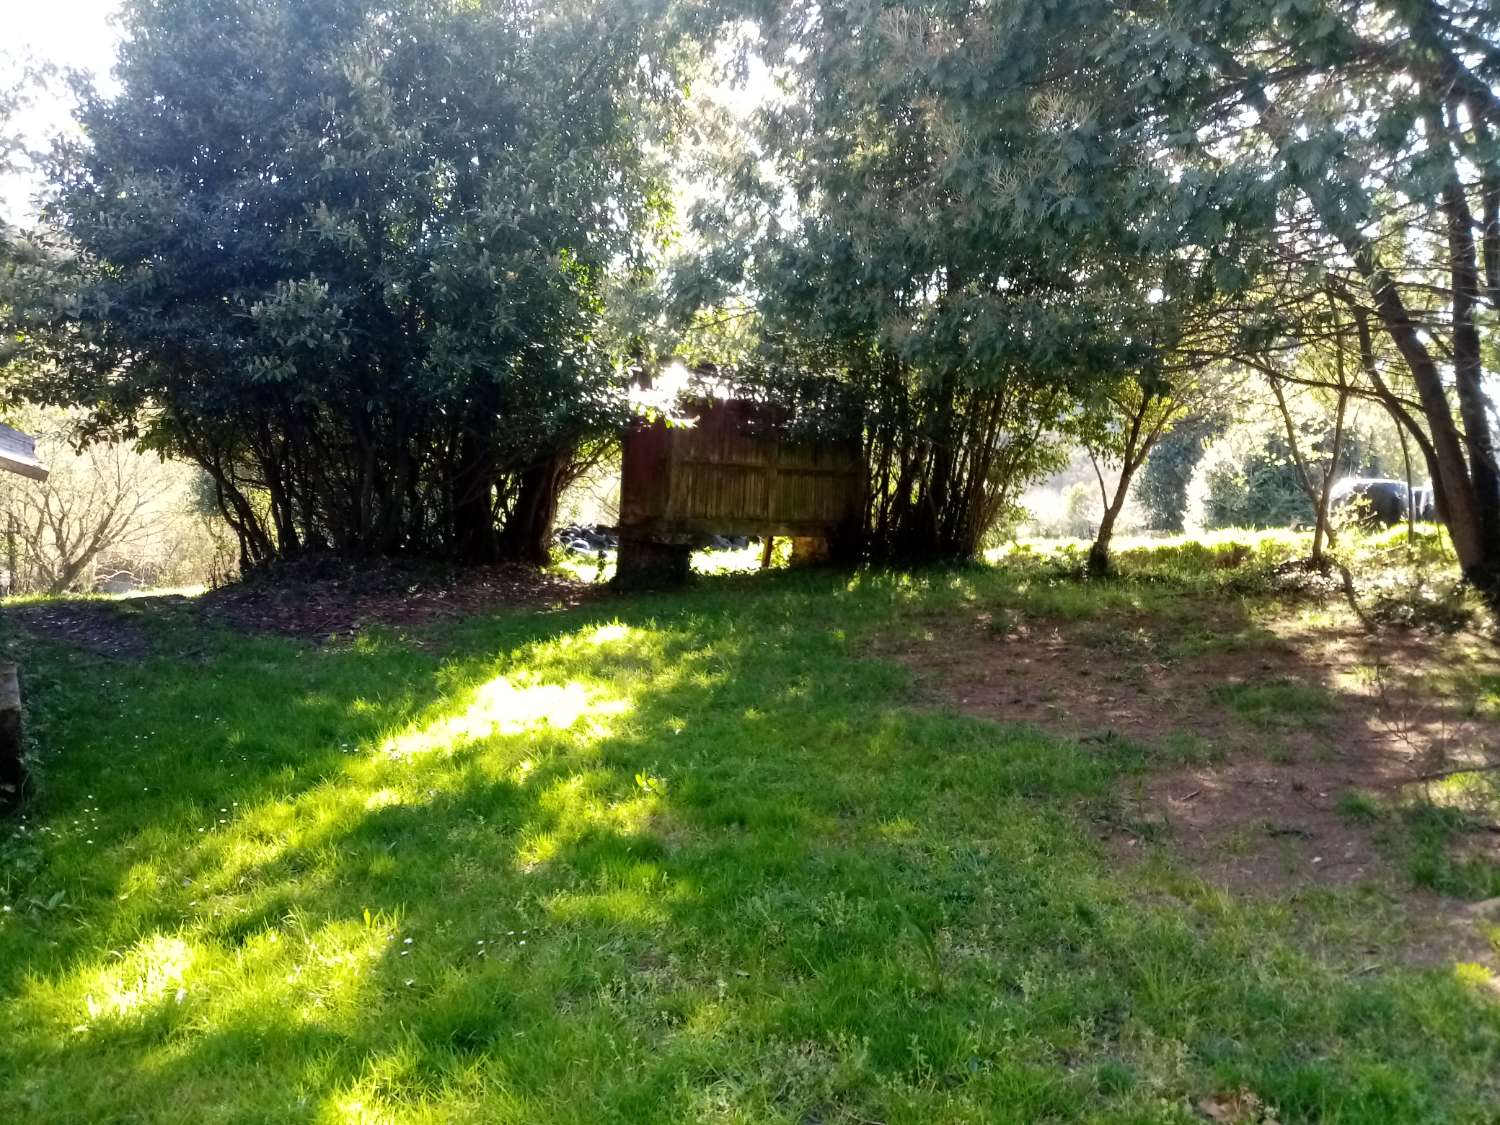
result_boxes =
[2,0,121,223]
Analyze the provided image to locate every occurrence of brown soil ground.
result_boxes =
[887,597,1500,962]
[2,599,168,659]
[196,559,593,640]
[4,558,596,655]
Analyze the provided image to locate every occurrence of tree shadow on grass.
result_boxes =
[4,569,1500,1123]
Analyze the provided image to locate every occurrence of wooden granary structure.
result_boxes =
[616,397,863,585]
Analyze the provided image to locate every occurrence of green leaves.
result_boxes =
[7,0,690,563]
[680,0,1267,558]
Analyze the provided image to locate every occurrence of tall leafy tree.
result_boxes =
[1137,408,1230,533]
[1080,376,1188,577]
[689,0,1272,562]
[1131,0,1500,597]
[3,0,682,565]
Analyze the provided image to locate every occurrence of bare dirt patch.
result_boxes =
[197,556,595,640]
[888,599,1500,907]
[3,597,181,659]
[4,558,599,656]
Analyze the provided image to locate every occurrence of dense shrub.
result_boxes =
[4,0,681,567]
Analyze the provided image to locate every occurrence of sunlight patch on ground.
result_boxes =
[22,906,406,1053]
[381,673,631,759]
[989,527,1315,563]
[692,544,765,574]
[77,935,195,1028]
[116,584,206,600]
[288,918,393,1020]
[584,621,635,645]
[1456,962,1500,1001]
[331,1094,392,1125]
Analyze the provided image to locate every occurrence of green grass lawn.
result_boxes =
[2,560,1498,1123]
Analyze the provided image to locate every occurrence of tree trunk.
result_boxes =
[6,515,17,596]
[1349,307,1445,513]
[1086,388,1168,579]
[614,536,691,589]
[1356,253,1488,572]
[1087,496,1125,579]
[1266,342,1348,568]
[1087,451,1147,580]
[1312,382,1349,567]
[1399,425,1417,545]
[1435,114,1500,563]
[452,431,499,564]
[497,453,566,565]
[1239,72,1500,596]
[1474,117,1500,308]
[0,664,27,813]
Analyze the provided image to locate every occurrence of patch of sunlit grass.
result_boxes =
[381,673,631,759]
[1455,961,1500,1001]
[78,934,196,1027]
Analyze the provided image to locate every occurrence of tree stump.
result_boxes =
[0,663,26,812]
[614,535,692,589]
